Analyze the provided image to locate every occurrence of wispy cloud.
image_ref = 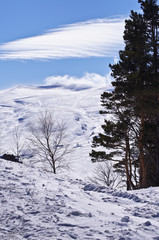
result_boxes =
[44,72,113,90]
[0,17,125,60]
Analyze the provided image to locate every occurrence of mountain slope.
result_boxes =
[0,84,159,239]
[0,83,106,179]
[0,159,159,240]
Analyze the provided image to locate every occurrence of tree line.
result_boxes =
[90,0,159,190]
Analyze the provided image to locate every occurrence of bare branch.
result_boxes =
[89,161,124,189]
[11,126,25,161]
[28,110,71,173]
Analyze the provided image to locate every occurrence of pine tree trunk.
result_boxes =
[125,131,136,190]
[156,113,159,185]
[139,114,147,188]
[154,23,159,186]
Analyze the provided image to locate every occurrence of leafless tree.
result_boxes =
[89,161,124,188]
[28,110,71,173]
[11,126,25,162]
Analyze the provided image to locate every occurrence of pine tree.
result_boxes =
[90,0,159,189]
[137,0,159,187]
[90,91,139,190]
[139,0,159,186]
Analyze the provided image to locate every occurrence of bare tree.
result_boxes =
[89,161,124,189]
[11,126,25,162]
[28,110,71,173]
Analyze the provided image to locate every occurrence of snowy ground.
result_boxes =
[0,83,106,179]
[0,159,159,240]
[0,83,159,239]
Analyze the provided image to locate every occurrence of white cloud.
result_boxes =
[0,18,125,60]
[44,72,113,91]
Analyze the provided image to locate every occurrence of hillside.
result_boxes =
[0,83,159,239]
[0,82,106,179]
[0,159,159,240]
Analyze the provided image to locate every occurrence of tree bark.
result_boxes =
[125,130,136,190]
[138,114,147,188]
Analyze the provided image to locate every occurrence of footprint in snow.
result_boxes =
[121,216,130,223]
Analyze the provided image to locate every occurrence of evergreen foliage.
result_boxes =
[90,0,159,189]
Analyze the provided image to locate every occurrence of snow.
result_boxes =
[0,83,159,239]
[0,83,106,179]
[0,159,159,240]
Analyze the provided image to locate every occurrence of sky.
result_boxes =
[0,0,141,89]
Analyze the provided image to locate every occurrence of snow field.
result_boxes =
[0,84,159,239]
[0,159,159,240]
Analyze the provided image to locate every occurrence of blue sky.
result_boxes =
[0,0,140,89]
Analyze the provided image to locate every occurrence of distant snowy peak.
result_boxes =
[2,84,37,93]
[0,72,113,93]
[38,83,92,91]
[3,83,112,94]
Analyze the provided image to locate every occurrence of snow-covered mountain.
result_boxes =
[0,83,106,179]
[0,83,159,239]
